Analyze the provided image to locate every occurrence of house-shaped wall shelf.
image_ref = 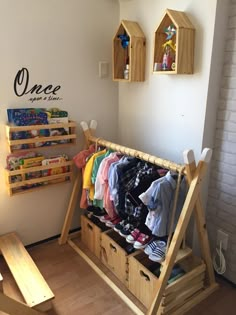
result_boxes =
[153,9,195,74]
[113,20,146,82]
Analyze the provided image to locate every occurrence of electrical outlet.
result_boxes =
[217,229,228,250]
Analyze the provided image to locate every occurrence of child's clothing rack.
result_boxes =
[59,120,218,315]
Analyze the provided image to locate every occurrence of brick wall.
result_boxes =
[207,0,236,284]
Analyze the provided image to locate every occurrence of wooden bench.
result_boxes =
[0,232,54,312]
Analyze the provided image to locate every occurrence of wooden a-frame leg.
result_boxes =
[184,149,216,286]
[59,120,97,245]
[58,173,82,245]
[147,149,212,315]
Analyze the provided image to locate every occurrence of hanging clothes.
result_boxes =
[83,149,106,201]
[73,144,95,209]
[108,156,138,202]
[79,146,187,240]
[94,152,122,218]
[139,171,187,237]
[92,149,113,209]
[111,158,144,216]
[124,164,161,215]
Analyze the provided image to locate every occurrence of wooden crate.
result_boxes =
[101,230,135,286]
[5,160,73,196]
[153,9,195,74]
[113,20,146,82]
[81,215,110,259]
[6,120,77,153]
[128,252,206,312]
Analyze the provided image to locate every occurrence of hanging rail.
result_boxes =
[86,135,186,174]
[81,120,185,173]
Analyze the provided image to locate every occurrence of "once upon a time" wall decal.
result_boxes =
[14,67,63,103]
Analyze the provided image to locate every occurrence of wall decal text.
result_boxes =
[14,67,63,103]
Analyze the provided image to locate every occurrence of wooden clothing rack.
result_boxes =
[59,120,218,315]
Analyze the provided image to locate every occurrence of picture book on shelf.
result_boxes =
[7,107,71,149]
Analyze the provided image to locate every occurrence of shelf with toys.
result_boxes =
[6,121,76,153]
[5,108,76,196]
[5,154,73,196]
[113,20,146,82]
[153,9,195,74]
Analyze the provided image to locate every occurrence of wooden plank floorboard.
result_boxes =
[186,277,236,315]
[0,240,236,315]
[1,240,134,315]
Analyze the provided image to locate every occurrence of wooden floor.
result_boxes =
[0,239,236,315]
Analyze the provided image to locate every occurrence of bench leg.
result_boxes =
[0,291,46,315]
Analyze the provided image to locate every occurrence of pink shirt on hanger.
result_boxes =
[95,152,120,218]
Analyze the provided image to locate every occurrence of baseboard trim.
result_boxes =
[26,227,81,249]
[215,273,236,288]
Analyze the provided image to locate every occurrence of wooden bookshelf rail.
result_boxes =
[6,120,77,153]
[5,161,73,196]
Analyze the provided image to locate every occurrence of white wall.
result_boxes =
[118,0,230,257]
[202,0,230,153]
[0,0,119,245]
[207,0,236,284]
[118,0,220,164]
[192,0,230,255]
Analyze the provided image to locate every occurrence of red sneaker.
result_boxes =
[99,214,112,223]
[133,233,152,249]
[126,229,141,243]
[106,217,121,228]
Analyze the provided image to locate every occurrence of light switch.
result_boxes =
[99,61,109,78]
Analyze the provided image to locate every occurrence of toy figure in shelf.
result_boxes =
[162,40,176,71]
[164,24,176,40]
[118,32,130,49]
[118,32,130,79]
[162,24,176,71]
